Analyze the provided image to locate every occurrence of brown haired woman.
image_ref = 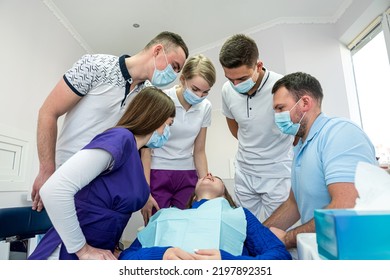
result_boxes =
[29,87,175,260]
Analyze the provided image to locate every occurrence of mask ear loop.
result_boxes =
[290,97,302,112]
[251,68,257,82]
[161,47,170,69]
[153,56,157,69]
[296,97,307,124]
[290,97,306,124]
[298,112,306,124]
[154,46,169,70]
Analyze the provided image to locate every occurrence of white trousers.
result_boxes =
[234,166,291,222]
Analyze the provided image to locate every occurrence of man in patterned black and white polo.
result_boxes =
[31,31,189,212]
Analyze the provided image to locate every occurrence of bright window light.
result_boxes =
[352,30,390,167]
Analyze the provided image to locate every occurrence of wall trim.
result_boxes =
[0,125,34,192]
[43,0,94,53]
[42,0,353,64]
[191,0,353,54]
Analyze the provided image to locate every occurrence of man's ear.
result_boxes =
[152,44,163,57]
[255,61,264,71]
[301,95,313,112]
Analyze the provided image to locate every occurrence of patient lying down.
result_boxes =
[119,173,292,260]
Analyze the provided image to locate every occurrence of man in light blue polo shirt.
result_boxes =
[263,72,377,250]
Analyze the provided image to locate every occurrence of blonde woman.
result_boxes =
[141,54,217,224]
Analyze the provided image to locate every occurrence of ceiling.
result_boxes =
[46,0,352,55]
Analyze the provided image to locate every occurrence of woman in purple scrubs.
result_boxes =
[28,87,175,260]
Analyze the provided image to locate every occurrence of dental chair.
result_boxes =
[0,207,52,259]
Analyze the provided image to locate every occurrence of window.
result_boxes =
[350,9,390,168]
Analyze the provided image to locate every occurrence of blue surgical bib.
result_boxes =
[138,197,247,256]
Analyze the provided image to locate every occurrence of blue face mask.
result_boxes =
[183,88,206,105]
[230,72,256,94]
[146,124,170,148]
[151,49,177,87]
[274,99,306,136]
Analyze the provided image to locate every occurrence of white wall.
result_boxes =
[0,1,85,206]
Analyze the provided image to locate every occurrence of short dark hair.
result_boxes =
[272,72,324,105]
[219,34,259,68]
[145,31,189,58]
